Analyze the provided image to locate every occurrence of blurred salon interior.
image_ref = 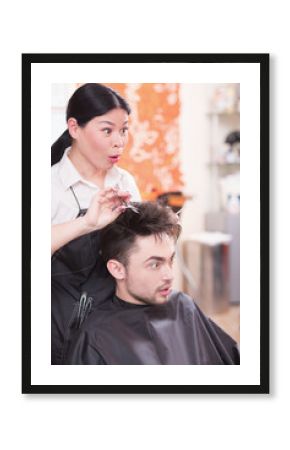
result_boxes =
[52,83,240,343]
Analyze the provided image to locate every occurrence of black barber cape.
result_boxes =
[51,230,115,365]
[65,292,240,365]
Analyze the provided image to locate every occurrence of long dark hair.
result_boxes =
[51,83,131,166]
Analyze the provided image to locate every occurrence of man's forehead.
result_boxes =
[132,234,175,256]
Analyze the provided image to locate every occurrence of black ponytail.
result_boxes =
[51,129,72,166]
[51,83,131,166]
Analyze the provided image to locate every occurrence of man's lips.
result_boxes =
[158,286,172,296]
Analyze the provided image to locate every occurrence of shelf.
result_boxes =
[206,91,240,213]
[206,110,240,116]
[207,162,240,167]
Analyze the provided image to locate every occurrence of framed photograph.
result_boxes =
[22,53,269,394]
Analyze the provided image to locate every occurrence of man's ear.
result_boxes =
[67,117,79,139]
[107,259,126,280]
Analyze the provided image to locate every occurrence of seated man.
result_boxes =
[65,202,240,365]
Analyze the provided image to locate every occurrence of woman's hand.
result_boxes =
[51,187,131,255]
[83,187,131,231]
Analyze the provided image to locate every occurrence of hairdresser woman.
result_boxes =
[51,83,140,252]
[51,84,141,364]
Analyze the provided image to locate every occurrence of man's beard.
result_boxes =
[126,284,170,306]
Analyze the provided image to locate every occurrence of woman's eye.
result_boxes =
[102,128,112,136]
[121,127,129,136]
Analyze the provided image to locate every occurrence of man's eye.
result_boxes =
[149,262,160,270]
[170,256,175,266]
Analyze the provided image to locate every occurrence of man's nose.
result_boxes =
[161,265,174,281]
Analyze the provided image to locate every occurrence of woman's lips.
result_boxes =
[108,155,120,164]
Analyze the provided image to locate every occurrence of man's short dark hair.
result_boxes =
[99,202,181,266]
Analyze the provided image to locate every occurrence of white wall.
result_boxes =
[172,84,210,290]
[51,83,75,143]
[179,84,211,235]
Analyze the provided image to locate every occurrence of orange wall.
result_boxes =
[98,83,184,200]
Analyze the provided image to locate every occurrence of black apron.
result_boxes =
[51,187,115,364]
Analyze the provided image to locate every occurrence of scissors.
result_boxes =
[114,184,140,214]
[123,202,140,214]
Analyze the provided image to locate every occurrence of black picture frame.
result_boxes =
[22,53,269,394]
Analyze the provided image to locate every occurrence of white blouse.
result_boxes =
[51,148,141,225]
